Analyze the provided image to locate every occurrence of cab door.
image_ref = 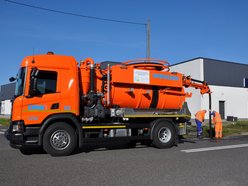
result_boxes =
[22,68,61,125]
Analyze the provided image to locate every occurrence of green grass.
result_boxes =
[222,121,248,136]
[0,118,10,126]
[187,120,248,138]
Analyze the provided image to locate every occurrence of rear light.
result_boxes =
[12,120,25,133]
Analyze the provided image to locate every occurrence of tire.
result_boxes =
[43,122,77,156]
[151,119,176,148]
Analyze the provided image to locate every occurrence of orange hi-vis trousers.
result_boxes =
[215,122,222,138]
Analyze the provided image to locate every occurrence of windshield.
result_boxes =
[15,67,26,97]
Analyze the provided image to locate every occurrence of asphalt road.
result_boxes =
[1,127,248,186]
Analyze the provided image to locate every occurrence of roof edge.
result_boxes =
[170,57,204,67]
[170,57,247,67]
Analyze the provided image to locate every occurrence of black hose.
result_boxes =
[209,93,213,138]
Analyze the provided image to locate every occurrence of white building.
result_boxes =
[170,58,248,120]
[0,83,15,116]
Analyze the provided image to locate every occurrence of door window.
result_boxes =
[35,70,57,94]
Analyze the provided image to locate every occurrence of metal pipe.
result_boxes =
[146,19,150,59]
[90,63,95,93]
[107,64,110,106]
[190,78,205,84]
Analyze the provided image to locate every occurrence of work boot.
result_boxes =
[197,135,203,139]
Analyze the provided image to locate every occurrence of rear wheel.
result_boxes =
[43,122,77,156]
[151,119,176,148]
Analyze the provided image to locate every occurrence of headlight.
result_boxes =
[12,120,24,132]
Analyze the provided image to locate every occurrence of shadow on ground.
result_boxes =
[18,138,199,156]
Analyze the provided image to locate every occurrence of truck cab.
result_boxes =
[6,53,81,153]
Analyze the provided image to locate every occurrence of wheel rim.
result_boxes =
[50,130,71,150]
[158,127,172,143]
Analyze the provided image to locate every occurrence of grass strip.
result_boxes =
[0,118,10,126]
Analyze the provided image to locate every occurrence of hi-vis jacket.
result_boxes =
[213,112,222,124]
[195,110,206,122]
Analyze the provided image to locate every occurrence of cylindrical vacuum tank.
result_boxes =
[108,64,187,110]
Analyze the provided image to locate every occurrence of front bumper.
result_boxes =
[5,129,24,148]
[5,123,41,149]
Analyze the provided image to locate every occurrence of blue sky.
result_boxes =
[1,0,248,85]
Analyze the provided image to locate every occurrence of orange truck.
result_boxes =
[5,52,210,156]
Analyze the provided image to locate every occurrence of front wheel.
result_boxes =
[151,119,176,148]
[43,122,77,156]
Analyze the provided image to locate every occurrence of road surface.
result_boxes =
[1,126,248,186]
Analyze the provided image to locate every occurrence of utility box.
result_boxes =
[226,116,238,122]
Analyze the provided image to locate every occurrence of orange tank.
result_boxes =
[80,59,190,110]
[109,60,186,109]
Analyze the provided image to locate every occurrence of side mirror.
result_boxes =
[9,77,16,82]
[28,68,39,97]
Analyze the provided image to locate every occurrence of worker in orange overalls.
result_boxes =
[195,110,207,138]
[212,111,222,139]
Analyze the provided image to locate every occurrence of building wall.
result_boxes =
[184,87,206,119]
[171,58,248,120]
[170,58,205,118]
[0,83,15,116]
[202,85,248,119]
[170,58,204,81]
[204,59,248,87]
[0,100,12,115]
[0,83,15,100]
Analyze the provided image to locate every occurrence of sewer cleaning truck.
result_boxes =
[5,52,210,156]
